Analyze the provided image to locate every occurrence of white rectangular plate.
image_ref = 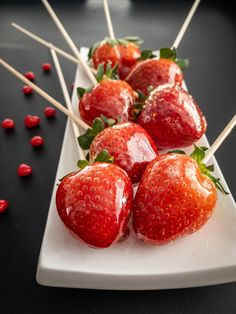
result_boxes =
[37,48,236,290]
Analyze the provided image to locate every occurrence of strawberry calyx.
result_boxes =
[131,88,153,121]
[96,61,119,82]
[137,49,156,61]
[169,145,229,194]
[78,115,117,150]
[160,47,189,72]
[77,150,114,170]
[88,36,143,60]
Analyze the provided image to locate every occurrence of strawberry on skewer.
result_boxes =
[126,0,201,95]
[78,117,158,184]
[56,151,133,248]
[134,114,236,245]
[78,63,136,126]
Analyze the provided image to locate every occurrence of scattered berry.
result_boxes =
[24,115,40,128]
[30,135,44,147]
[2,118,15,130]
[22,85,33,95]
[0,200,9,214]
[17,163,32,177]
[24,71,35,81]
[42,63,52,72]
[44,107,56,118]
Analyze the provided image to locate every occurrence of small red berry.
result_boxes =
[22,85,33,95]
[0,200,9,214]
[24,115,40,128]
[44,106,56,118]
[24,71,35,81]
[2,118,15,130]
[17,163,32,177]
[30,135,44,147]
[42,63,52,72]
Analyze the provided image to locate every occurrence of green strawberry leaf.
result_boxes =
[77,159,89,170]
[106,38,117,47]
[105,62,119,80]
[78,117,105,150]
[168,149,186,154]
[190,145,206,163]
[123,36,143,45]
[138,49,156,61]
[100,114,116,127]
[77,87,86,98]
[175,58,189,72]
[95,150,114,163]
[137,90,146,101]
[88,41,100,60]
[96,63,105,82]
[147,85,154,93]
[160,47,176,60]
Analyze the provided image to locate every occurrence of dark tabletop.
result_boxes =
[0,0,236,313]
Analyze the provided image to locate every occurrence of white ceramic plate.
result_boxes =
[36,48,236,290]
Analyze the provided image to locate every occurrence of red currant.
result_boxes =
[42,63,52,72]
[17,164,32,177]
[24,71,35,81]
[22,85,33,95]
[2,118,15,130]
[30,135,44,147]
[0,200,9,214]
[44,107,56,118]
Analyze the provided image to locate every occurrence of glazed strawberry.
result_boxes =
[89,122,158,184]
[2,118,15,130]
[22,85,33,95]
[89,37,142,79]
[24,71,35,81]
[78,78,136,126]
[56,160,133,248]
[44,106,56,118]
[24,115,40,128]
[0,200,9,214]
[126,58,183,95]
[133,150,220,245]
[138,84,206,149]
[30,135,44,147]
[17,163,32,177]
[42,63,52,72]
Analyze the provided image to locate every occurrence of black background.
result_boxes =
[0,0,236,313]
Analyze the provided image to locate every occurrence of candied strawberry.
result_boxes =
[138,84,206,149]
[56,162,133,248]
[90,122,158,184]
[133,153,217,245]
[91,41,141,79]
[126,58,183,95]
[79,79,136,126]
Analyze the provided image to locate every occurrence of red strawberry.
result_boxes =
[56,162,133,248]
[17,163,32,177]
[24,115,40,128]
[133,153,218,245]
[90,39,141,79]
[89,122,158,184]
[138,84,207,149]
[79,79,136,126]
[126,58,183,95]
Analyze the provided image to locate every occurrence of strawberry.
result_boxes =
[133,146,228,245]
[126,47,188,95]
[137,84,207,149]
[56,154,133,248]
[89,37,142,79]
[88,122,158,184]
[78,64,136,126]
[126,58,183,95]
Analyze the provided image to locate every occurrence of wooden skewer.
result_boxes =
[171,0,201,49]
[50,48,86,159]
[41,0,97,86]
[11,22,97,75]
[203,114,236,164]
[103,0,115,40]
[0,58,89,130]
